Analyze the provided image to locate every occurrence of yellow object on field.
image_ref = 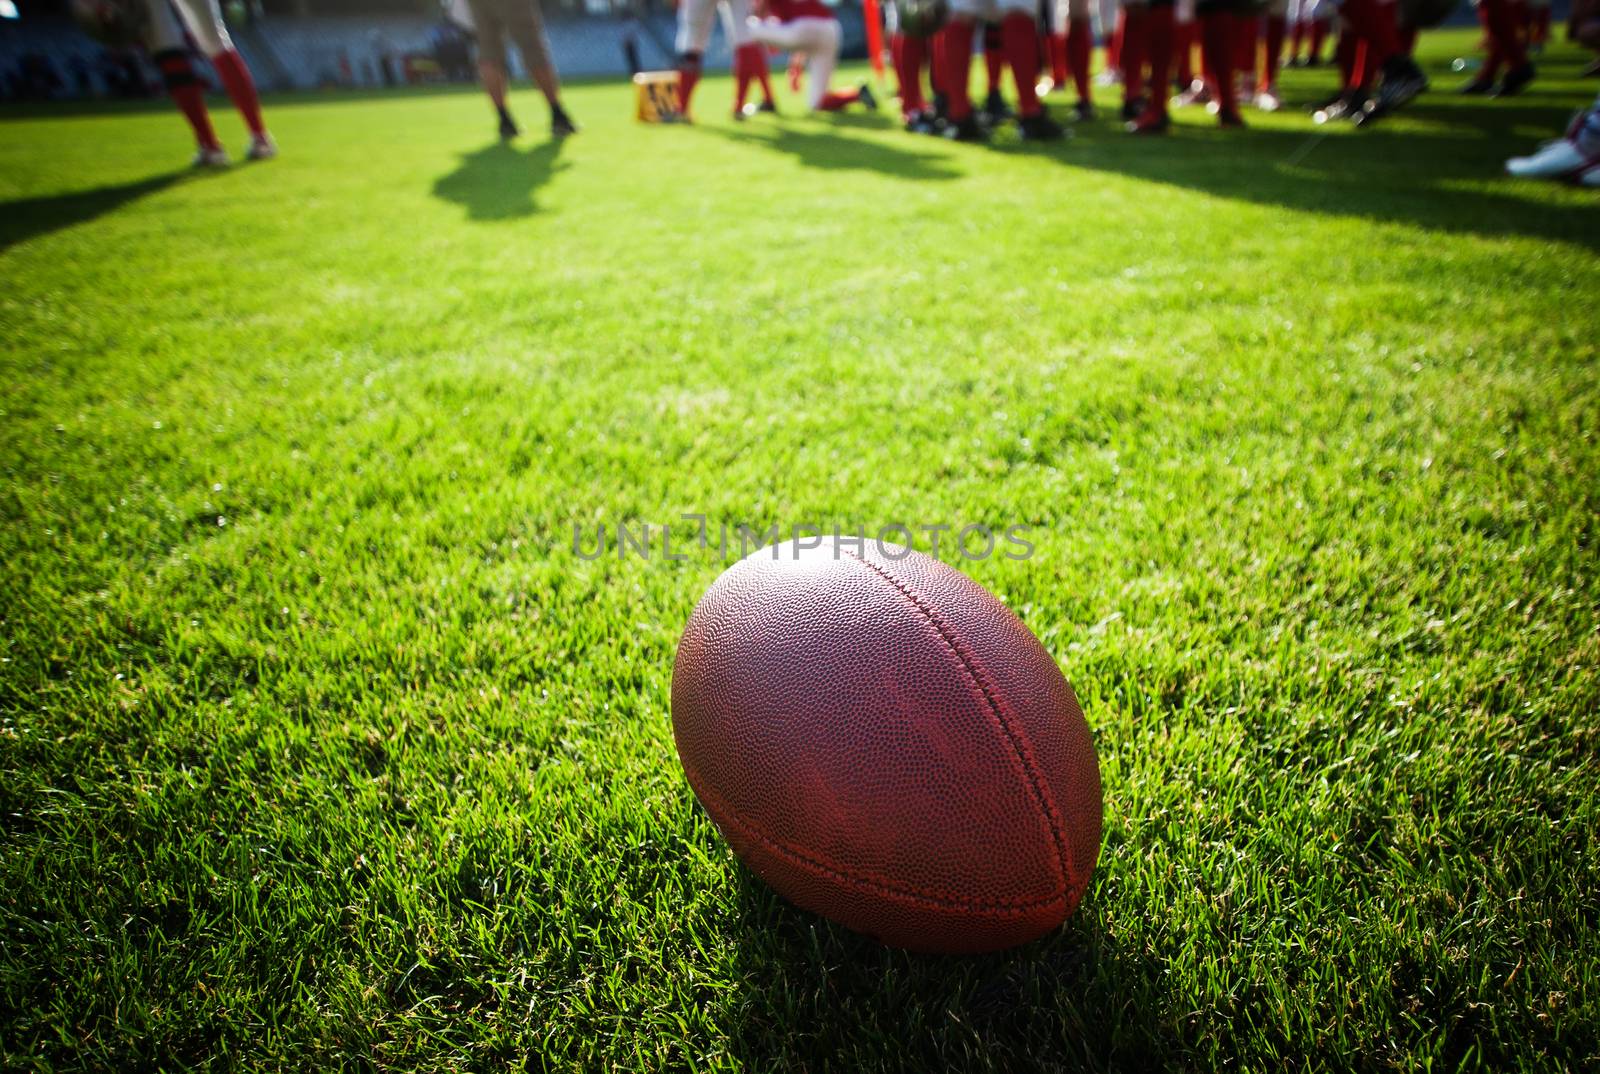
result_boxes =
[633,71,682,123]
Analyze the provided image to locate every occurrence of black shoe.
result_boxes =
[1306,54,1323,67]
[1125,107,1170,134]
[551,109,577,137]
[1375,56,1428,112]
[1017,110,1066,140]
[1073,99,1095,122]
[1217,107,1246,128]
[1493,62,1536,97]
[756,99,778,113]
[1120,96,1146,121]
[1458,77,1494,95]
[981,88,1013,124]
[904,108,939,133]
[858,83,878,111]
[943,114,990,141]
[498,113,520,140]
[1314,89,1367,123]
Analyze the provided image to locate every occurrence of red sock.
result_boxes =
[1289,19,1304,59]
[1144,4,1175,116]
[1177,19,1196,87]
[939,21,976,119]
[1309,17,1327,59]
[209,49,265,137]
[818,88,861,110]
[678,61,701,114]
[1480,0,1528,69]
[1067,17,1093,101]
[1108,10,1124,71]
[1341,0,1400,70]
[984,25,1006,94]
[751,46,775,103]
[1200,11,1237,113]
[156,53,221,150]
[1533,5,1550,43]
[733,45,752,112]
[1049,32,1068,87]
[895,33,928,114]
[1263,14,1285,86]
[1396,25,1417,55]
[1121,5,1148,102]
[1001,12,1043,115]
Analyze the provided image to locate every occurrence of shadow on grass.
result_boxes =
[721,869,1168,1071]
[990,93,1600,252]
[0,171,187,252]
[430,137,569,221]
[708,120,963,180]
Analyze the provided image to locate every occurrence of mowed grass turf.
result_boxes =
[2,28,1599,1071]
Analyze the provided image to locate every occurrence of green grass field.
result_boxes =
[2,28,1599,1071]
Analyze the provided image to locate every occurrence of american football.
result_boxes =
[672,539,1101,953]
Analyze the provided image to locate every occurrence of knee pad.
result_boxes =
[153,48,199,88]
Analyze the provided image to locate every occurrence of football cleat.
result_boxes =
[1017,110,1067,140]
[246,134,277,160]
[1172,80,1210,108]
[943,114,990,142]
[904,108,940,134]
[1120,96,1146,121]
[1493,62,1536,97]
[192,145,230,168]
[1504,137,1588,178]
[1314,90,1367,124]
[1254,87,1281,112]
[981,88,1013,125]
[1126,107,1170,134]
[857,83,879,111]
[498,114,520,140]
[756,99,778,113]
[1375,56,1428,113]
[1072,99,1096,122]
[551,108,577,136]
[1217,107,1247,128]
[1458,77,1494,95]
[1578,160,1600,186]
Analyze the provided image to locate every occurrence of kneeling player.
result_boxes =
[141,0,274,163]
[746,0,879,112]
[677,0,779,120]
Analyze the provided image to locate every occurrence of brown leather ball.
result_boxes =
[671,538,1102,954]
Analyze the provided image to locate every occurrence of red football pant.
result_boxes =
[1263,13,1286,86]
[1479,0,1528,79]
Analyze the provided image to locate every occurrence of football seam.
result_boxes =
[840,551,1078,901]
[680,753,1070,915]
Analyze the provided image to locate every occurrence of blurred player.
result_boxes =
[746,0,879,111]
[1049,0,1096,119]
[937,0,1064,139]
[141,0,274,162]
[1285,0,1329,65]
[677,0,778,120]
[462,0,577,138]
[1314,0,1428,123]
[1458,0,1536,95]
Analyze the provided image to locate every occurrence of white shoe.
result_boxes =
[1095,68,1122,87]
[192,145,230,168]
[1505,137,1587,178]
[1255,87,1282,112]
[246,134,277,161]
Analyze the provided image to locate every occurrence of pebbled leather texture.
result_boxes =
[671,538,1102,954]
